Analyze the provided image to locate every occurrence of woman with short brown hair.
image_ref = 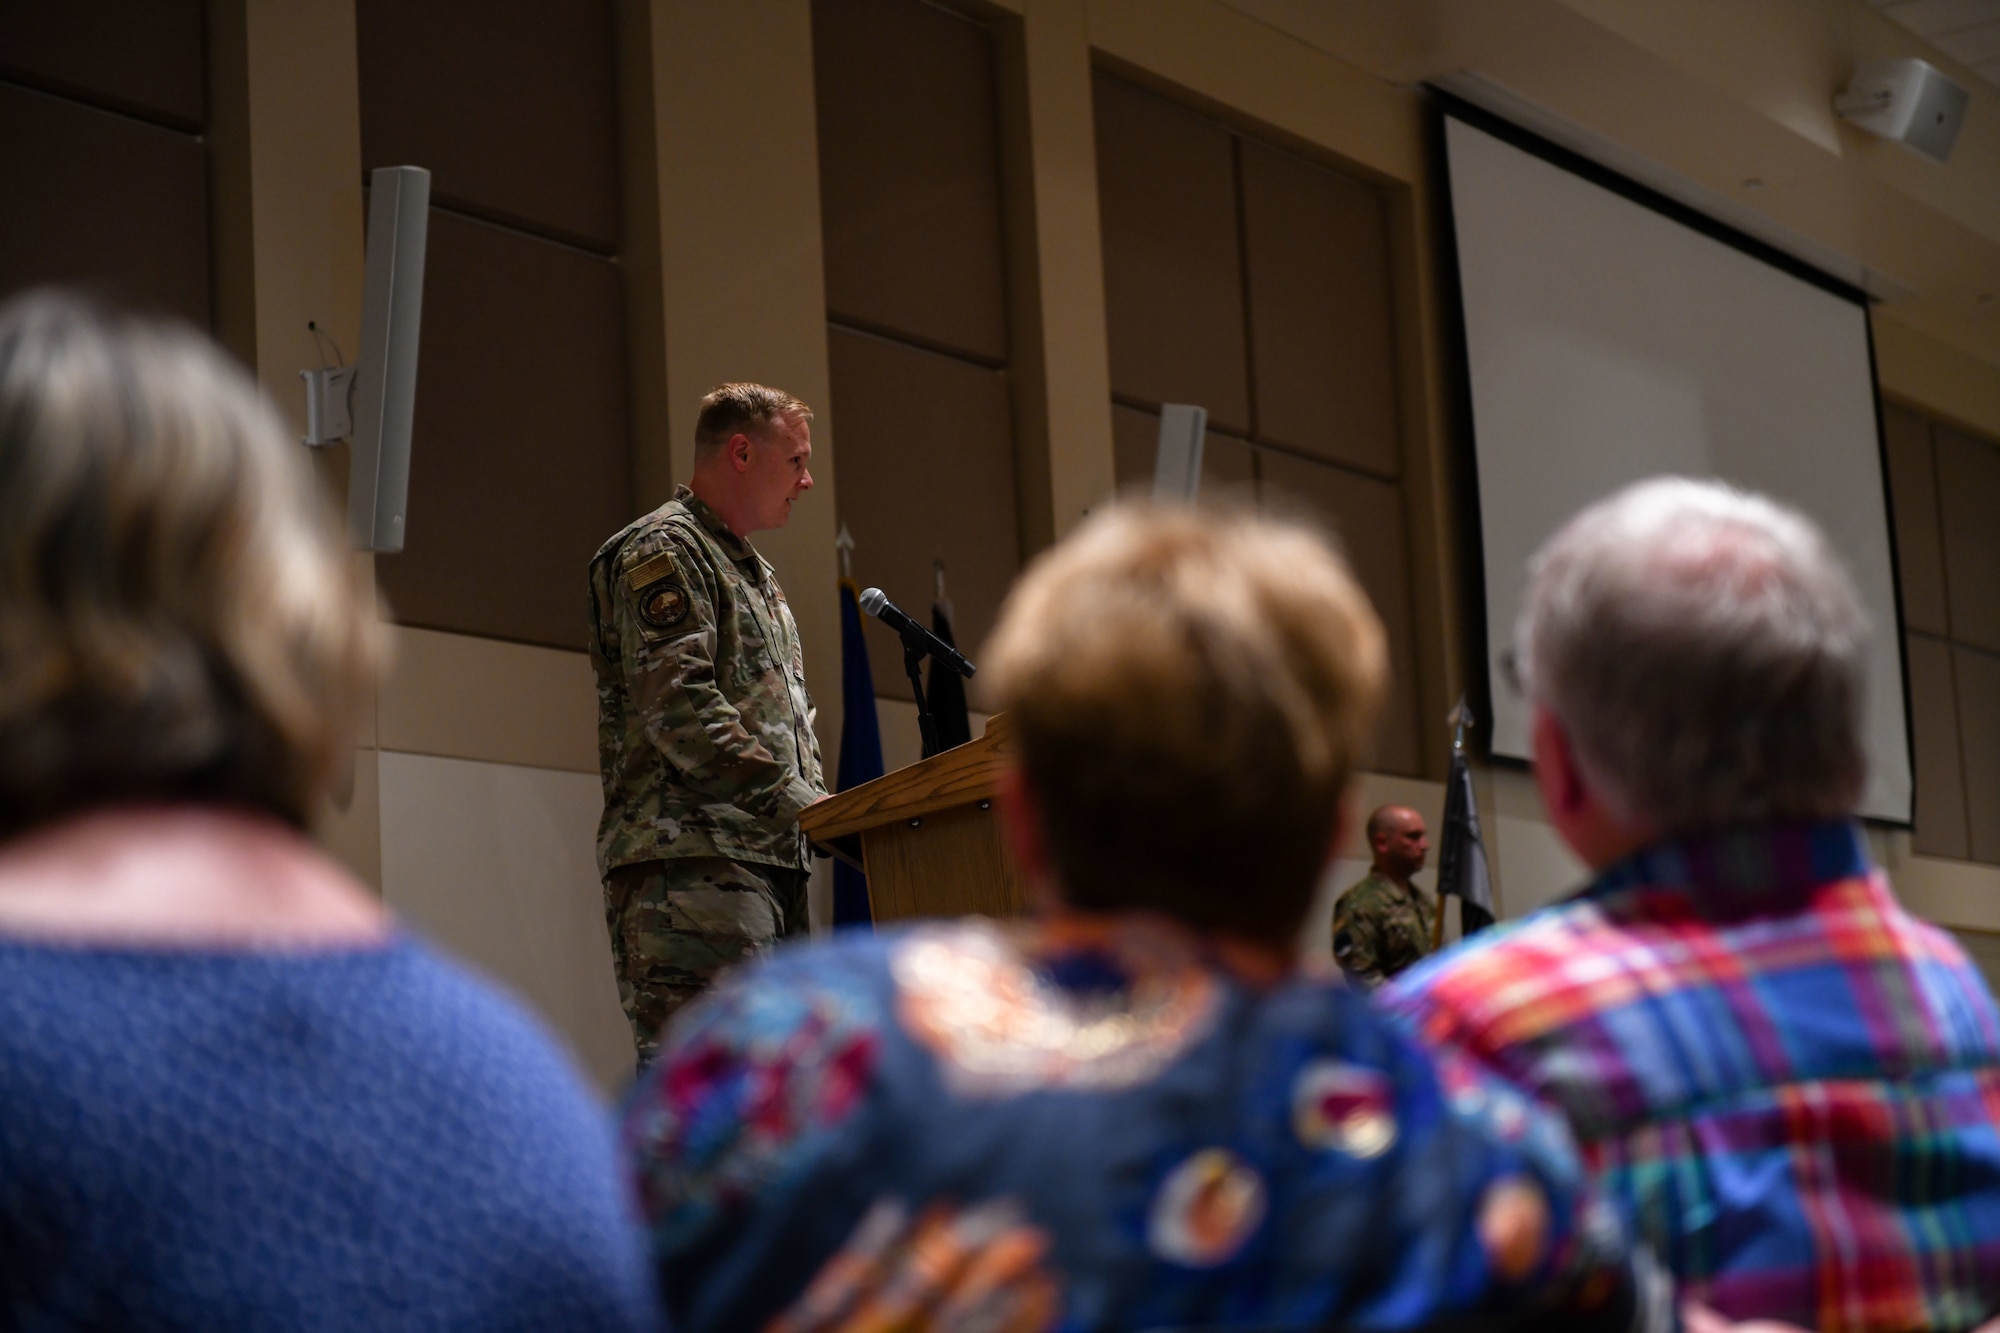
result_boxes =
[0,292,655,1330]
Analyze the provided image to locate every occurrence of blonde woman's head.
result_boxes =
[0,291,387,839]
[983,501,1386,946]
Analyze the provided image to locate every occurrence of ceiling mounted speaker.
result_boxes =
[1834,58,1968,164]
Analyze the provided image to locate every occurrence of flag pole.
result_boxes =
[1432,700,1472,954]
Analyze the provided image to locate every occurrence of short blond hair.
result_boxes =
[693,383,812,458]
[984,502,1385,945]
[0,292,388,838]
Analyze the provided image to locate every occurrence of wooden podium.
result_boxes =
[799,714,1028,923]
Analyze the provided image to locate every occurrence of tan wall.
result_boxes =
[1877,318,2000,444]
[1870,324,2000,936]
[1083,0,1471,772]
[644,1,844,761]
[377,750,631,1090]
[210,0,380,883]
[1006,0,1118,546]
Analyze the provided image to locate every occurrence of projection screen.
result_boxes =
[1443,105,1912,824]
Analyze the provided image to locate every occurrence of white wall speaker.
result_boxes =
[1153,403,1208,502]
[350,165,431,553]
[1835,58,1968,164]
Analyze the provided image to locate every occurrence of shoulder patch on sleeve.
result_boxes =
[638,579,691,630]
[625,548,679,593]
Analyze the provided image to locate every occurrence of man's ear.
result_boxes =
[995,762,1053,900]
[1530,702,1655,871]
[1529,705,1587,820]
[728,432,754,473]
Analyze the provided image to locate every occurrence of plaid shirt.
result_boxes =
[1381,819,2000,1332]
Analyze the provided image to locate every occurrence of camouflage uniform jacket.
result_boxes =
[1332,871,1436,987]
[589,485,826,877]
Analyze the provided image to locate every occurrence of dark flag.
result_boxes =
[927,603,973,751]
[833,580,884,929]
[1436,743,1497,939]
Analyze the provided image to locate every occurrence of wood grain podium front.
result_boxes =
[799,714,1028,923]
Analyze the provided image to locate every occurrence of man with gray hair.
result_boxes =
[1382,477,2000,1331]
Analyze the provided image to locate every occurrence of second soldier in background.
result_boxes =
[1332,804,1435,986]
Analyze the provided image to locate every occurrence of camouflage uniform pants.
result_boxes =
[603,855,810,1067]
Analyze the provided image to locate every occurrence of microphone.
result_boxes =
[859,587,976,679]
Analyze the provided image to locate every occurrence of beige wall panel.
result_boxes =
[1239,140,1398,478]
[1956,645,2000,866]
[0,0,204,128]
[1883,402,1948,637]
[1388,182,1460,778]
[1487,764,1589,918]
[375,209,630,652]
[210,0,368,426]
[647,0,843,780]
[0,82,208,323]
[828,327,1019,711]
[814,0,1007,363]
[1205,431,1258,498]
[1109,402,1254,496]
[1083,0,1425,186]
[1907,632,1970,861]
[356,0,620,250]
[1493,806,1592,920]
[1003,0,1116,546]
[1093,71,1250,434]
[378,751,632,1091]
[614,0,671,517]
[204,0,373,869]
[1938,424,2000,655]
[348,555,382,751]
[1874,318,2000,446]
[1256,448,1421,776]
[1087,0,1449,773]
[1110,401,1152,490]
[313,746,382,890]
[1952,930,2000,999]
[378,626,597,774]
[1878,829,2000,934]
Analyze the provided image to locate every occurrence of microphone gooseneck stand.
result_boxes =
[904,642,943,760]
[860,586,971,762]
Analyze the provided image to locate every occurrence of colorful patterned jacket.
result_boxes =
[622,915,1673,1333]
[589,486,825,876]
[1381,820,2000,1331]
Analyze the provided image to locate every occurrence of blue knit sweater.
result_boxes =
[0,934,659,1330]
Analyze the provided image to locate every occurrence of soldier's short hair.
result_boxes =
[1516,476,1869,831]
[0,291,387,841]
[693,383,812,458]
[984,502,1385,947]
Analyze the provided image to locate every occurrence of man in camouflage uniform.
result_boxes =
[1331,803,1434,987]
[588,383,827,1065]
